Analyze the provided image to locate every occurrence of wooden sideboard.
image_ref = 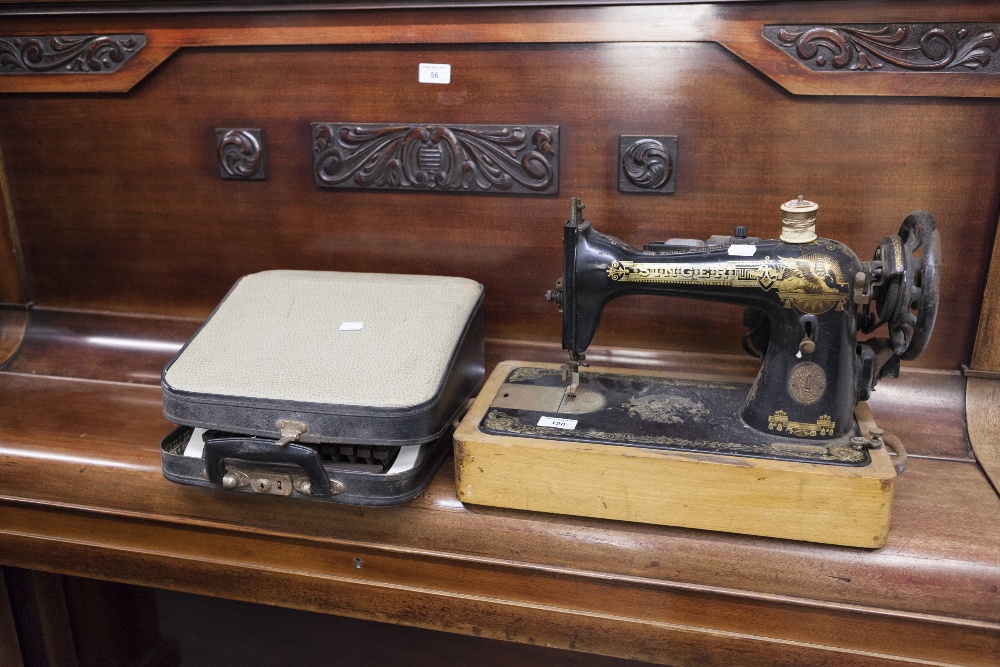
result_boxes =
[1,1,998,664]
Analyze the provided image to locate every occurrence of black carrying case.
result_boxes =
[159,270,485,505]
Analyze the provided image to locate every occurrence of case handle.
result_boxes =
[204,437,334,496]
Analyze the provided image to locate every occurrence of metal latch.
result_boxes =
[275,419,308,446]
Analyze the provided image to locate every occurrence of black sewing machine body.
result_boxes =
[563,222,864,439]
[546,196,940,452]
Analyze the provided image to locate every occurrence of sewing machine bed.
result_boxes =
[479,366,870,466]
[455,361,897,548]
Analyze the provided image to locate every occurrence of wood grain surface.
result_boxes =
[0,144,25,305]
[1,40,992,370]
[0,368,997,663]
[972,210,1000,372]
[0,366,995,621]
[966,377,1000,495]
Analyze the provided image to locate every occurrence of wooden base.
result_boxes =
[454,361,897,548]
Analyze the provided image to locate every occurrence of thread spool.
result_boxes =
[780,196,818,243]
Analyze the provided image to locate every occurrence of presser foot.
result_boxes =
[561,352,588,397]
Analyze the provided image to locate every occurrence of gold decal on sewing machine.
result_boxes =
[481,406,863,463]
[767,410,836,437]
[482,409,774,456]
[606,254,849,314]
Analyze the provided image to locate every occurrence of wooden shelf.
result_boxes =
[0,312,996,665]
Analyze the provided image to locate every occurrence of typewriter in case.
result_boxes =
[161,270,484,506]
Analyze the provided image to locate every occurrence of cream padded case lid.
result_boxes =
[162,270,485,445]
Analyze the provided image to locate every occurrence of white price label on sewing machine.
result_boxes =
[728,244,756,256]
[538,416,578,430]
[418,63,451,84]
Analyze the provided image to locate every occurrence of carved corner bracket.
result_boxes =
[763,24,1000,73]
[0,34,146,74]
[216,129,266,180]
[619,136,677,194]
[312,123,559,195]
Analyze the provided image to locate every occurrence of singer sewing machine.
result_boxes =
[454,196,940,548]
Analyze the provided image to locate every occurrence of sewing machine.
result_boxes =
[454,196,940,547]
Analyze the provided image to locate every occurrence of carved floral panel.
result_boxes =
[764,24,1000,73]
[619,136,677,194]
[216,129,266,180]
[312,123,559,195]
[0,34,146,74]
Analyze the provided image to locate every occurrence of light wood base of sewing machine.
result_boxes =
[454,361,897,549]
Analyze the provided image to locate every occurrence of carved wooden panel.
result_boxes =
[216,129,266,180]
[764,24,1000,72]
[312,124,558,194]
[619,136,677,194]
[0,34,145,74]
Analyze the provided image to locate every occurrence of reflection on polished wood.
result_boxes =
[0,306,27,367]
[2,307,197,384]
[0,333,997,663]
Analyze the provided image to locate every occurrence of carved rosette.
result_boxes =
[0,34,146,74]
[763,24,1000,72]
[216,129,266,180]
[312,123,559,194]
[619,136,677,193]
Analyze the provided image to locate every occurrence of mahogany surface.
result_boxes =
[1,0,999,664]
[0,356,997,665]
[2,41,995,369]
[0,149,24,306]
